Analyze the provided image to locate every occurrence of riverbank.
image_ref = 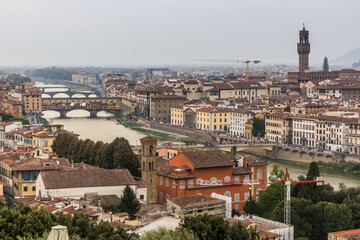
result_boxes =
[110,111,198,143]
[240,146,360,175]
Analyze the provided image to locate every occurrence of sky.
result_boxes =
[0,0,359,67]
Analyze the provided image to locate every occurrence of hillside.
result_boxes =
[333,48,360,66]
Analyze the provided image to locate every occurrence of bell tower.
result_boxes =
[297,24,310,72]
[140,136,158,204]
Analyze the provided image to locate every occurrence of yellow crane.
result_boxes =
[194,59,261,81]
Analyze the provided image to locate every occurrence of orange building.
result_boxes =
[156,150,267,212]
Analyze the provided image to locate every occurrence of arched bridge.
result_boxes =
[42,91,99,98]
[42,97,122,118]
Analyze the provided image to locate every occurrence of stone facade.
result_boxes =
[140,136,158,204]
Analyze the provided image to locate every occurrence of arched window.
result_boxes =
[148,162,151,171]
[149,145,153,156]
[224,176,231,183]
[224,191,231,197]
[257,169,263,179]
[165,193,169,200]
[210,177,217,184]
[196,178,203,185]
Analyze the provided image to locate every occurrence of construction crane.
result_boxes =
[194,59,261,81]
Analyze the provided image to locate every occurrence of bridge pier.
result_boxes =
[59,110,67,118]
[90,110,97,118]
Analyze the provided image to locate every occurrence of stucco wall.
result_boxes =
[36,175,137,199]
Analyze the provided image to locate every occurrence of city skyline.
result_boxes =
[0,0,359,66]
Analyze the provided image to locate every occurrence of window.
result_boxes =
[244,192,250,201]
[188,179,193,188]
[210,177,217,184]
[257,169,263,179]
[196,178,203,185]
[224,176,231,183]
[160,176,163,185]
[23,186,28,192]
[160,192,163,203]
[244,175,250,183]
[32,186,36,191]
[172,179,176,188]
[166,177,169,187]
[235,204,239,210]
[224,191,231,198]
[140,195,144,200]
[234,175,240,183]
[197,207,203,213]
[180,180,185,189]
[234,193,240,202]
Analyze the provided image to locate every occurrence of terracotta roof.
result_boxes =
[151,94,186,100]
[181,150,233,169]
[40,169,136,189]
[169,195,225,208]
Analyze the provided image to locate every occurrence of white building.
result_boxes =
[72,72,96,85]
[36,168,139,199]
[0,122,22,148]
[292,116,317,148]
[322,116,355,152]
[230,109,253,138]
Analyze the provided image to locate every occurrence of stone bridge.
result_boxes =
[42,91,99,98]
[131,143,275,155]
[42,97,122,118]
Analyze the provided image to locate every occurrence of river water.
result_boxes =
[39,82,360,189]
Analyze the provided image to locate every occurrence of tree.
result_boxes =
[102,138,122,169]
[298,162,321,202]
[52,133,79,159]
[252,118,265,138]
[141,227,198,240]
[256,184,284,218]
[114,138,141,177]
[323,203,354,234]
[180,214,231,240]
[120,185,141,219]
[269,164,285,180]
[271,198,313,239]
[243,196,258,215]
[323,57,329,72]
[71,139,84,162]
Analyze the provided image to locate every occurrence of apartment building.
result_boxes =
[348,121,360,155]
[292,116,317,148]
[265,113,292,144]
[230,109,254,138]
[196,108,231,133]
[150,94,186,122]
[23,88,42,113]
[321,116,355,153]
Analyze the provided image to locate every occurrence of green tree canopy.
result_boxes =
[52,132,79,159]
[120,185,141,219]
[114,137,141,177]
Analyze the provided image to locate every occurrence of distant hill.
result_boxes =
[333,48,360,66]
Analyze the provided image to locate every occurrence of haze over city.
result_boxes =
[0,0,359,66]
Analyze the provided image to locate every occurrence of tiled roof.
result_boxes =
[40,169,136,189]
[181,150,233,169]
[169,195,225,208]
[151,94,186,100]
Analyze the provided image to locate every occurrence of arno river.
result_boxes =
[39,83,360,189]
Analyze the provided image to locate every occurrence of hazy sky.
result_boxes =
[0,0,359,66]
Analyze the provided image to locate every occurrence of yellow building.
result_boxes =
[23,87,42,113]
[32,133,56,153]
[245,119,254,139]
[197,108,231,132]
[265,112,292,144]
[171,105,184,126]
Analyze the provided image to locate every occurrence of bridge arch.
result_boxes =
[52,92,71,98]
